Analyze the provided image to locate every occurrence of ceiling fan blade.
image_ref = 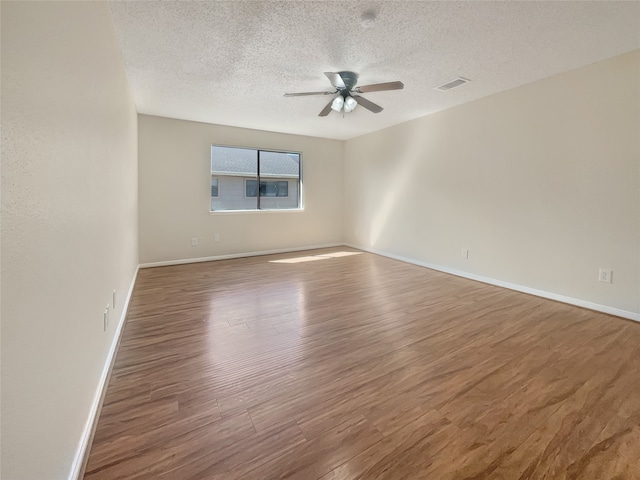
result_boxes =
[356,81,404,93]
[318,99,335,117]
[324,72,346,89]
[352,95,383,113]
[284,91,334,97]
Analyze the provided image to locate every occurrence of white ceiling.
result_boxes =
[109,1,640,141]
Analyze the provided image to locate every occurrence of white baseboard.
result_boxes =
[346,243,640,323]
[68,266,140,480]
[139,243,344,268]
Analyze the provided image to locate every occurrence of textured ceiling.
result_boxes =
[109,1,640,140]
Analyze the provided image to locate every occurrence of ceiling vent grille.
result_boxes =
[435,77,470,92]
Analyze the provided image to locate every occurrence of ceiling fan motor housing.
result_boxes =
[337,71,359,91]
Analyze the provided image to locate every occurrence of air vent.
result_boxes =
[435,77,470,92]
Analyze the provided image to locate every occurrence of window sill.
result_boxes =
[209,208,305,215]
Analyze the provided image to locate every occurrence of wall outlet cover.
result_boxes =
[598,268,613,284]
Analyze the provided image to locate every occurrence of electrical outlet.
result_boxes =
[103,305,110,331]
[461,248,469,259]
[214,234,220,243]
[112,290,116,309]
[191,237,198,246]
[598,268,612,284]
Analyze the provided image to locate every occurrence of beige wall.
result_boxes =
[344,50,640,316]
[1,2,138,478]
[138,115,344,264]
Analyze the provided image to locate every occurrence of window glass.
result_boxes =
[258,151,299,209]
[276,181,288,197]
[211,146,258,211]
[246,179,258,197]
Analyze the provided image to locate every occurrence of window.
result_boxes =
[210,146,301,211]
[245,180,288,197]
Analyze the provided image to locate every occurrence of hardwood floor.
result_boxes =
[83,247,640,479]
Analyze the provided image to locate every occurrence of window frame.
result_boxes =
[210,144,302,213]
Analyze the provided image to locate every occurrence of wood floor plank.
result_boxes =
[83,247,640,479]
[223,414,384,480]
[247,346,423,432]
[318,409,459,480]
[158,420,307,480]
[86,398,221,473]
[85,411,255,479]
[91,395,180,445]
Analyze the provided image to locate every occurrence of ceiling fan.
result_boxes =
[284,71,404,117]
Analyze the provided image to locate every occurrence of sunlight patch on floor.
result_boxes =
[269,251,362,264]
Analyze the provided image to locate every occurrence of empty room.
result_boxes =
[2,1,640,479]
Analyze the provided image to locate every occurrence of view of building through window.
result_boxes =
[245,180,289,197]
[210,146,301,211]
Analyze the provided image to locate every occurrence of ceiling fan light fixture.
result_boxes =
[343,96,357,113]
[331,95,344,112]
